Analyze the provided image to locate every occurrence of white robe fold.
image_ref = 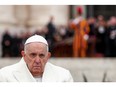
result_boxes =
[0,58,73,82]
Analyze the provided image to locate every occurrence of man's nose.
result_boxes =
[35,56,41,63]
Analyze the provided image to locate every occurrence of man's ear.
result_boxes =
[21,51,25,57]
[47,52,51,60]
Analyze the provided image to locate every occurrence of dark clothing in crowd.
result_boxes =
[89,24,96,36]
[95,26,107,55]
[46,21,56,53]
[106,26,116,57]
[87,24,96,57]
[2,32,12,57]
[11,36,22,57]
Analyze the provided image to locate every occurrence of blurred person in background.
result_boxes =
[45,16,56,54]
[56,25,69,40]
[0,35,73,82]
[87,17,96,57]
[70,6,90,57]
[11,34,20,57]
[1,30,13,57]
[95,15,107,57]
[106,16,116,57]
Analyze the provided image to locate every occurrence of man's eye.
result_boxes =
[30,53,36,57]
[39,54,45,58]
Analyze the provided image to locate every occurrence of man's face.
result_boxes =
[21,42,51,77]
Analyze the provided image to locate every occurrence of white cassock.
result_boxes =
[0,58,73,82]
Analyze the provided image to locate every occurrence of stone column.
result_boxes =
[0,5,16,24]
[14,5,30,28]
[27,5,69,28]
[88,5,94,17]
[0,5,18,34]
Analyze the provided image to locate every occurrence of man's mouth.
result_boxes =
[34,66,41,67]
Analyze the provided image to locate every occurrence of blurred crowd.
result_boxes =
[87,15,116,57]
[1,15,116,58]
[1,16,74,57]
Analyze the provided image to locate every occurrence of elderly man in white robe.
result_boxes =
[0,35,73,82]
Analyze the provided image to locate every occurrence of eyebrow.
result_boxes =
[29,52,46,56]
